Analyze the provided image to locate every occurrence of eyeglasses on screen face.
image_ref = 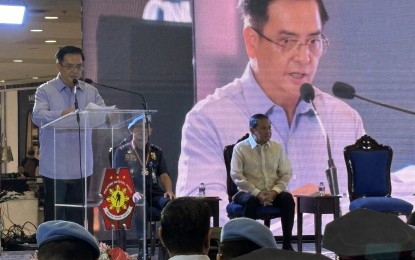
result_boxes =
[251,27,329,56]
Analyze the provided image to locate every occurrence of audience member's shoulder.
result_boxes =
[323,208,415,258]
[230,248,331,260]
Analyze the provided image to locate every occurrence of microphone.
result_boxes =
[72,79,80,124]
[84,78,148,111]
[333,81,415,115]
[300,83,315,103]
[73,79,79,110]
[332,81,355,99]
[300,83,340,196]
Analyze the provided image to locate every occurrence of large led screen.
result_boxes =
[177,0,415,236]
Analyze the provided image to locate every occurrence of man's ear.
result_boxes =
[243,26,259,59]
[158,227,173,257]
[158,227,166,248]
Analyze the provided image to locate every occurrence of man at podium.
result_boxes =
[32,46,106,225]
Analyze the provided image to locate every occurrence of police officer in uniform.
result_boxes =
[113,115,175,214]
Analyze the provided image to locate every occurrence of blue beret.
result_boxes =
[221,217,278,248]
[36,220,100,257]
[128,115,151,130]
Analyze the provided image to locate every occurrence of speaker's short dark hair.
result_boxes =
[55,46,85,63]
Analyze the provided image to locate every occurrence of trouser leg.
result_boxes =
[64,179,84,226]
[273,191,295,244]
[233,192,259,219]
[42,176,55,222]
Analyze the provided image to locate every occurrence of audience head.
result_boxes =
[159,197,211,257]
[36,220,100,260]
[27,148,35,156]
[217,217,277,259]
[323,209,415,259]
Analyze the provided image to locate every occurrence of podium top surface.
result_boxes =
[42,109,157,130]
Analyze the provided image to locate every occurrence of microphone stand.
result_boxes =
[333,82,415,115]
[353,94,415,116]
[301,84,340,198]
[84,79,148,112]
[309,101,340,197]
[72,79,86,228]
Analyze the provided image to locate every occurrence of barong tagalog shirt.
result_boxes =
[231,134,292,196]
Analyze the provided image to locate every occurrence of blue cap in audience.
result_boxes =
[128,115,151,129]
[36,220,100,257]
[220,217,277,248]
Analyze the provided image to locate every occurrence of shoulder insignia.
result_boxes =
[118,143,130,150]
[150,144,162,151]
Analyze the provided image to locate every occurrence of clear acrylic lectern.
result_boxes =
[41,108,156,255]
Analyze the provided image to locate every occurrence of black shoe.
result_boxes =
[282,243,294,251]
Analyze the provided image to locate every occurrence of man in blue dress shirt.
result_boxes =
[32,46,106,225]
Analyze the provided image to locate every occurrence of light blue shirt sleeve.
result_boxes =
[32,76,106,179]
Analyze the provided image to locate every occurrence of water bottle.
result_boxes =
[319,182,325,196]
[198,182,206,197]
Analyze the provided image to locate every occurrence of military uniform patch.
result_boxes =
[150,152,156,160]
[125,150,137,162]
